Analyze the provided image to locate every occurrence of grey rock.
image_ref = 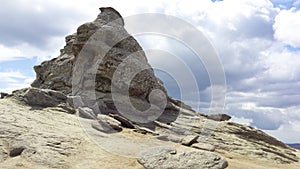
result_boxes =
[191,143,216,152]
[9,146,26,157]
[67,95,84,108]
[181,135,199,146]
[109,114,135,129]
[30,6,183,124]
[22,88,67,107]
[78,107,96,119]
[91,121,121,133]
[31,53,74,94]
[0,92,8,99]
[153,120,172,129]
[206,114,231,121]
[155,134,182,143]
[133,126,158,136]
[137,146,228,169]
[95,114,123,132]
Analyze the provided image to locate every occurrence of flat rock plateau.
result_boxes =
[1,7,300,169]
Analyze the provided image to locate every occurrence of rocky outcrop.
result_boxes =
[31,7,180,125]
[161,113,299,163]
[137,146,228,169]
[31,8,164,99]
[0,92,8,99]
[22,88,67,107]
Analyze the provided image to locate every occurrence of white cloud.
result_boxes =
[265,121,300,143]
[0,71,27,83]
[0,39,63,63]
[0,44,25,62]
[274,8,300,47]
[0,71,34,93]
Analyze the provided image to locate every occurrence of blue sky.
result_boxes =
[0,0,300,143]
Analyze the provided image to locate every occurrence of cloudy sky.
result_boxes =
[0,0,300,143]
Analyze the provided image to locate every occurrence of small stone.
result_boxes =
[181,135,199,146]
[109,114,135,129]
[191,143,216,152]
[133,127,158,136]
[9,146,26,157]
[91,121,121,133]
[206,114,231,121]
[78,107,96,119]
[96,114,122,132]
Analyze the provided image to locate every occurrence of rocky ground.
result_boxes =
[0,97,300,169]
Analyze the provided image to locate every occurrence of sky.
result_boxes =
[0,0,300,143]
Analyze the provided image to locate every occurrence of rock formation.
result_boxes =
[1,7,300,169]
[31,7,181,125]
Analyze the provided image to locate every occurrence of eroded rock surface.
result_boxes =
[137,146,228,169]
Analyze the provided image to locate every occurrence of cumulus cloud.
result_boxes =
[0,71,35,93]
[273,8,300,48]
[0,0,100,61]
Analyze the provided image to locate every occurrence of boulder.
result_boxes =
[78,107,96,119]
[91,120,121,133]
[181,135,199,146]
[191,143,216,152]
[0,92,8,99]
[108,114,135,129]
[137,146,228,169]
[22,88,67,107]
[94,114,123,133]
[206,114,231,121]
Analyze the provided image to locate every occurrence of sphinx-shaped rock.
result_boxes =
[31,7,180,123]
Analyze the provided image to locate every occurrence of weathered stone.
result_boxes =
[133,126,158,136]
[78,107,96,119]
[96,114,122,132]
[67,95,84,108]
[22,88,67,107]
[9,146,26,157]
[30,7,183,124]
[181,135,199,146]
[206,114,231,121]
[91,120,121,133]
[155,135,182,143]
[109,114,135,129]
[137,146,228,169]
[31,53,74,94]
[153,120,172,129]
[191,143,216,152]
[0,92,8,99]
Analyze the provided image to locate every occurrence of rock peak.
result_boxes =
[96,7,124,26]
